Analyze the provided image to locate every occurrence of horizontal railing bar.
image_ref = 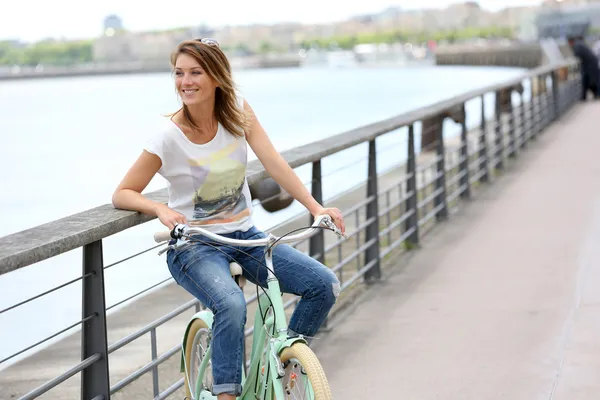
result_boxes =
[378,194,411,217]
[331,238,378,274]
[447,154,467,169]
[1,314,95,364]
[340,259,378,291]
[341,194,375,217]
[157,378,184,400]
[19,353,102,400]
[417,170,444,191]
[108,299,197,354]
[380,226,417,259]
[379,210,413,237]
[334,216,375,248]
[447,188,462,205]
[313,216,375,260]
[377,174,411,198]
[447,183,469,205]
[469,142,486,157]
[470,168,487,184]
[319,154,370,180]
[104,243,165,270]
[417,187,444,210]
[447,169,468,188]
[111,344,180,394]
[0,272,93,315]
[106,276,174,311]
[416,156,441,174]
[445,160,462,172]
[418,203,446,227]
[469,154,486,170]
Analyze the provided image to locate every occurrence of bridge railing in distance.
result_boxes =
[0,59,581,399]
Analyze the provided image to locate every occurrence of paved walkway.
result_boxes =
[315,102,600,400]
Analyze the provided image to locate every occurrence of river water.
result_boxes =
[0,64,528,366]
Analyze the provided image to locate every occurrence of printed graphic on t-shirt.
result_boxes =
[187,138,250,225]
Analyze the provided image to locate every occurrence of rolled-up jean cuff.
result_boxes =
[212,383,242,396]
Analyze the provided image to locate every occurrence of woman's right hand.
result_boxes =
[155,204,188,229]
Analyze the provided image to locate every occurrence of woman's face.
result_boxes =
[174,53,218,106]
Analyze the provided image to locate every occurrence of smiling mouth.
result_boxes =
[182,89,198,95]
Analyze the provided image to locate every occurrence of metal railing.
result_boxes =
[0,59,581,399]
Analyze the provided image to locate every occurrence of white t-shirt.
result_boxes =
[145,96,254,234]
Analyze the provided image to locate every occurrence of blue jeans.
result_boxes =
[167,225,340,396]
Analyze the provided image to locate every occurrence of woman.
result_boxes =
[112,38,344,400]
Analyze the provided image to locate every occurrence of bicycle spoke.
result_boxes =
[282,358,313,400]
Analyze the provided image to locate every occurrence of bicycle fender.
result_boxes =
[180,310,214,372]
[277,335,309,355]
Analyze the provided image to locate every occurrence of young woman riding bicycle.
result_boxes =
[111,38,345,400]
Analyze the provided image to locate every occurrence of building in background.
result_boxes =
[536,0,600,38]
[103,15,124,37]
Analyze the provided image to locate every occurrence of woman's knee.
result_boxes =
[322,269,341,304]
[214,290,247,324]
[310,267,340,306]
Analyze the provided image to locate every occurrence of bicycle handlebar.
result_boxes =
[153,214,345,247]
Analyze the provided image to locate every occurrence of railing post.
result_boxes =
[405,125,420,245]
[459,103,471,199]
[364,139,381,281]
[434,121,448,220]
[82,240,110,400]
[479,95,489,183]
[544,74,552,129]
[494,96,504,171]
[531,76,540,139]
[309,160,325,264]
[520,90,527,149]
[151,328,159,398]
[552,70,560,121]
[508,91,516,158]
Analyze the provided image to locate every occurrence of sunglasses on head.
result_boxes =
[195,38,219,47]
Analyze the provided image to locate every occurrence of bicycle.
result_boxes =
[154,214,345,400]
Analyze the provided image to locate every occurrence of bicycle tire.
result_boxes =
[279,343,332,399]
[183,319,212,399]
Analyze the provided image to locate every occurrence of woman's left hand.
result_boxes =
[313,207,345,235]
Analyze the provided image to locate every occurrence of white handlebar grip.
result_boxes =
[154,230,173,243]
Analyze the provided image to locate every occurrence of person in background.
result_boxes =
[568,35,600,100]
[593,36,600,64]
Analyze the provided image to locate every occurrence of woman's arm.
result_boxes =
[112,151,187,229]
[244,100,345,233]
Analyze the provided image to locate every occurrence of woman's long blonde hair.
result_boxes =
[169,39,250,137]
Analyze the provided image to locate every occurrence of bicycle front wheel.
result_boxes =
[279,343,332,400]
[183,319,213,399]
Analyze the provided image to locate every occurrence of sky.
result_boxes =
[1,0,543,42]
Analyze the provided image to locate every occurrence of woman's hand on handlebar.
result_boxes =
[313,206,345,235]
[155,204,187,229]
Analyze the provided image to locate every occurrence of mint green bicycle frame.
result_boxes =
[192,250,314,399]
[158,216,343,399]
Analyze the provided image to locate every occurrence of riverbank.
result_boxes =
[0,54,303,81]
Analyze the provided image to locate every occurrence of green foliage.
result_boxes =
[0,25,515,66]
[259,40,273,54]
[299,26,515,50]
[0,39,93,66]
